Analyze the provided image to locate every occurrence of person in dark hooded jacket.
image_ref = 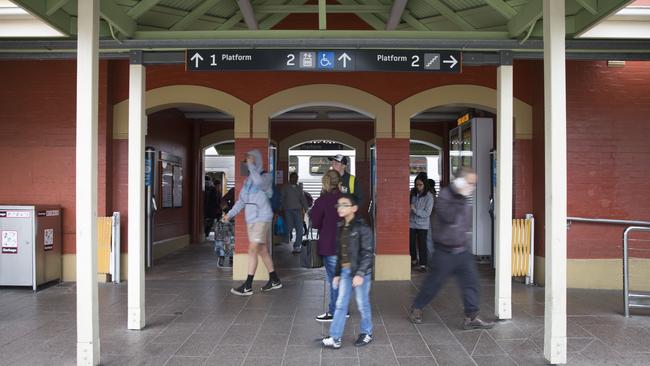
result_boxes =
[408,168,494,330]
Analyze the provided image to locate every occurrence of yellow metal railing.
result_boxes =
[97,216,113,275]
[512,217,532,277]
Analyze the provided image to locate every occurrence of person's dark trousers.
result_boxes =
[204,217,215,237]
[409,228,429,266]
[412,248,480,318]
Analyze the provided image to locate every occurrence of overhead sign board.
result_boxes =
[186,49,462,73]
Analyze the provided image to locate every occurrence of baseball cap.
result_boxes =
[328,154,348,165]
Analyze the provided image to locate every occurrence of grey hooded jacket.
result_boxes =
[226,149,274,224]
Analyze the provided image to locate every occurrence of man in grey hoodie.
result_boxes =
[223,149,282,296]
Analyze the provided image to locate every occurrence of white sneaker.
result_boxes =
[321,336,342,349]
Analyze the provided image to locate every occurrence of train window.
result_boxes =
[309,156,332,175]
[410,156,427,175]
[289,156,297,174]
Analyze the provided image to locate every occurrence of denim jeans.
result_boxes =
[285,209,304,248]
[323,255,338,315]
[329,267,373,339]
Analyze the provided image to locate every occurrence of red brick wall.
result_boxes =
[565,61,650,258]
[513,139,534,218]
[0,60,110,254]
[375,138,410,255]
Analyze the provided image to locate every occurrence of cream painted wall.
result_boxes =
[253,84,392,139]
[113,85,250,140]
[395,85,533,140]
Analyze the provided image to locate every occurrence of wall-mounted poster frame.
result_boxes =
[173,165,183,208]
[159,151,183,209]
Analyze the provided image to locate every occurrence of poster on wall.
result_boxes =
[161,161,174,208]
[173,165,183,208]
[44,228,54,251]
[2,230,18,254]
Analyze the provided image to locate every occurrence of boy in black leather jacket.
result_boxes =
[322,194,375,349]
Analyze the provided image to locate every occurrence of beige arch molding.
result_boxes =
[252,84,392,139]
[113,85,250,140]
[395,85,533,140]
[410,129,444,149]
[200,129,235,150]
[278,129,367,162]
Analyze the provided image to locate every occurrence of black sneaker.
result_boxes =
[261,280,283,292]
[316,312,334,322]
[354,333,373,347]
[230,284,252,296]
[463,315,494,330]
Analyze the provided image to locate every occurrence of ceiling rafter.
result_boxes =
[576,0,598,15]
[421,0,475,31]
[337,0,386,30]
[507,0,542,37]
[484,0,517,20]
[318,0,326,30]
[573,0,632,36]
[45,0,68,16]
[257,0,308,30]
[126,0,162,20]
[236,0,258,30]
[254,5,390,13]
[13,0,72,35]
[402,10,431,31]
[170,0,223,31]
[100,0,137,37]
[386,0,408,30]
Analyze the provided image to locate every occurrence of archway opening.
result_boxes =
[408,105,496,275]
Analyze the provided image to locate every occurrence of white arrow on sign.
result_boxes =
[190,53,204,68]
[337,53,352,68]
[442,55,458,69]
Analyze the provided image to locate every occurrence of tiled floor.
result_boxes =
[1,241,650,366]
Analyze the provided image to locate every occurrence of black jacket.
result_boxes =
[431,185,472,251]
[340,172,362,204]
[335,216,374,277]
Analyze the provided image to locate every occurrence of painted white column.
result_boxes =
[543,0,567,364]
[128,60,147,330]
[495,61,513,320]
[76,0,100,365]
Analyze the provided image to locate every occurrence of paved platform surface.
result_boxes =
[1,241,649,366]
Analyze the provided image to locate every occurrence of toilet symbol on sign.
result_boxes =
[300,52,315,68]
[317,52,334,69]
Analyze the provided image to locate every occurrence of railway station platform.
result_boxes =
[1,243,648,366]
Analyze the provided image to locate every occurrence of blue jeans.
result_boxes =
[285,209,303,248]
[329,267,373,339]
[323,255,338,315]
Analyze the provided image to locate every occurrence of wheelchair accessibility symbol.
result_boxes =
[317,52,334,69]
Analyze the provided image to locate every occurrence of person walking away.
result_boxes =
[281,172,309,253]
[410,176,433,272]
[408,168,494,330]
[322,194,374,349]
[223,149,282,296]
[309,170,343,322]
[329,154,362,204]
[204,176,220,238]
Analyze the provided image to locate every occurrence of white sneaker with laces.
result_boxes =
[321,336,342,349]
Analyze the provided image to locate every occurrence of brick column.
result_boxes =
[374,138,411,280]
